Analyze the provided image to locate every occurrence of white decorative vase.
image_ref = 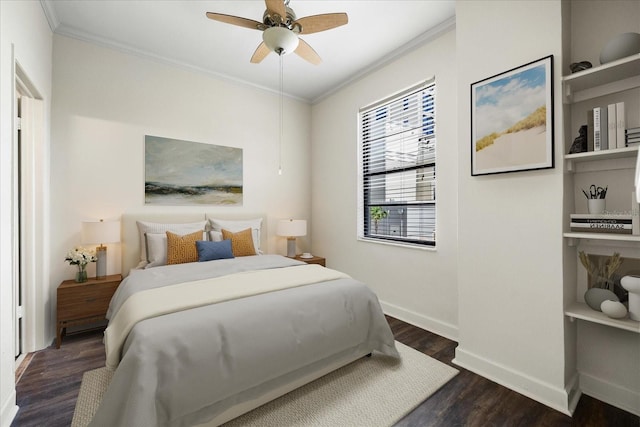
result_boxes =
[620,275,640,321]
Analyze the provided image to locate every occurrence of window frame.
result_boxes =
[357,79,436,248]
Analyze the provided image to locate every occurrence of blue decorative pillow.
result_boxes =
[196,240,234,262]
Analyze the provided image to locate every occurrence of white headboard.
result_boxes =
[121,212,267,277]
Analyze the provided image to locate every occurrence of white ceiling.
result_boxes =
[41,0,456,103]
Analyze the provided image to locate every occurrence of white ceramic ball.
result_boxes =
[600,300,628,319]
[600,32,640,64]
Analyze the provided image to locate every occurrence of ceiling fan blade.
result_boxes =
[295,38,321,65]
[250,42,271,64]
[265,0,287,19]
[294,13,348,35]
[206,12,263,30]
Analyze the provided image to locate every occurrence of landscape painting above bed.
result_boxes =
[145,135,243,205]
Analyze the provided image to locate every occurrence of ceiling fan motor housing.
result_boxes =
[263,6,296,28]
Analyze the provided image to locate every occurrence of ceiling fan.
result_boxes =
[206,0,348,65]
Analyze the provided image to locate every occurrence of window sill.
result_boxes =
[357,236,436,251]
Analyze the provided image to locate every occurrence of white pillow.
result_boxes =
[208,218,262,254]
[209,230,223,242]
[145,233,168,268]
[136,220,207,266]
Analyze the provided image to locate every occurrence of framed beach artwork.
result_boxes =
[145,135,243,205]
[471,55,554,176]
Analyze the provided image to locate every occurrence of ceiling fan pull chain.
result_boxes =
[278,52,284,176]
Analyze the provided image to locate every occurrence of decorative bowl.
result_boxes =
[599,32,640,64]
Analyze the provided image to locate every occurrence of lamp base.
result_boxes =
[286,238,296,258]
[96,246,107,279]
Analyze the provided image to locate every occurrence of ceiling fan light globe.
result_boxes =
[263,27,299,55]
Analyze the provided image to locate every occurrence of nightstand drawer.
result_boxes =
[57,282,117,320]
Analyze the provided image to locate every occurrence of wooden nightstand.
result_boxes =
[56,273,122,348]
[292,255,326,267]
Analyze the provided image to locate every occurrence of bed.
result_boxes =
[89,213,399,427]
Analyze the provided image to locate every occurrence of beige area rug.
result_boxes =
[72,342,458,427]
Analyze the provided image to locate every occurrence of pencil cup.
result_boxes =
[588,198,605,214]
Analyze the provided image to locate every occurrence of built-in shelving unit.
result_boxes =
[562,53,640,332]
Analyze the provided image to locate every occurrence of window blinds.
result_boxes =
[358,80,436,246]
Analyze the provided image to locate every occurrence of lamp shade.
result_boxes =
[277,219,307,237]
[81,220,121,244]
[263,27,299,55]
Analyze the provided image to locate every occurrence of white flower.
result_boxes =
[65,246,97,266]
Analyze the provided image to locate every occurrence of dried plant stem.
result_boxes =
[578,251,622,290]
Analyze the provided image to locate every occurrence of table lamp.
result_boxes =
[277,219,307,257]
[82,219,120,279]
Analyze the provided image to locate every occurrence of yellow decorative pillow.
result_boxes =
[166,230,201,265]
[222,228,256,257]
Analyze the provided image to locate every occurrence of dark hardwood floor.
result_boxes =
[11,317,639,427]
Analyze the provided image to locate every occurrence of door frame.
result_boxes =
[14,62,46,365]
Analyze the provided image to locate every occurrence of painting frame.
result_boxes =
[471,55,554,176]
[144,135,243,206]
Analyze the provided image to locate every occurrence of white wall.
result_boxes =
[0,2,52,426]
[455,0,569,414]
[49,35,312,342]
[311,26,459,340]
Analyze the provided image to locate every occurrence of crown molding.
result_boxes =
[51,23,309,104]
[39,0,60,32]
[311,16,456,104]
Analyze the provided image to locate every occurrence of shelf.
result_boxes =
[565,145,638,163]
[564,233,640,246]
[563,54,640,103]
[564,146,638,171]
[565,302,640,333]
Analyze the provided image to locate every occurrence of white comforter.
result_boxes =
[90,255,399,427]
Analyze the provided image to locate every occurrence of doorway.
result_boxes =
[14,63,45,371]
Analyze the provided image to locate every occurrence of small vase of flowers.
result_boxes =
[65,247,97,283]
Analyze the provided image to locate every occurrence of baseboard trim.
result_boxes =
[1,389,18,427]
[380,300,458,341]
[453,346,572,416]
[580,372,640,416]
[566,372,582,415]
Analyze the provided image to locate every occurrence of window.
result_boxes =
[358,80,436,247]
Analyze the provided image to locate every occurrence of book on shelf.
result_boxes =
[570,213,633,234]
[587,110,594,151]
[607,103,616,149]
[626,128,640,146]
[593,106,608,150]
[616,102,626,149]
[633,191,639,235]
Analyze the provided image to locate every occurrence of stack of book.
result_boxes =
[570,214,633,234]
[586,102,626,151]
[627,127,640,147]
